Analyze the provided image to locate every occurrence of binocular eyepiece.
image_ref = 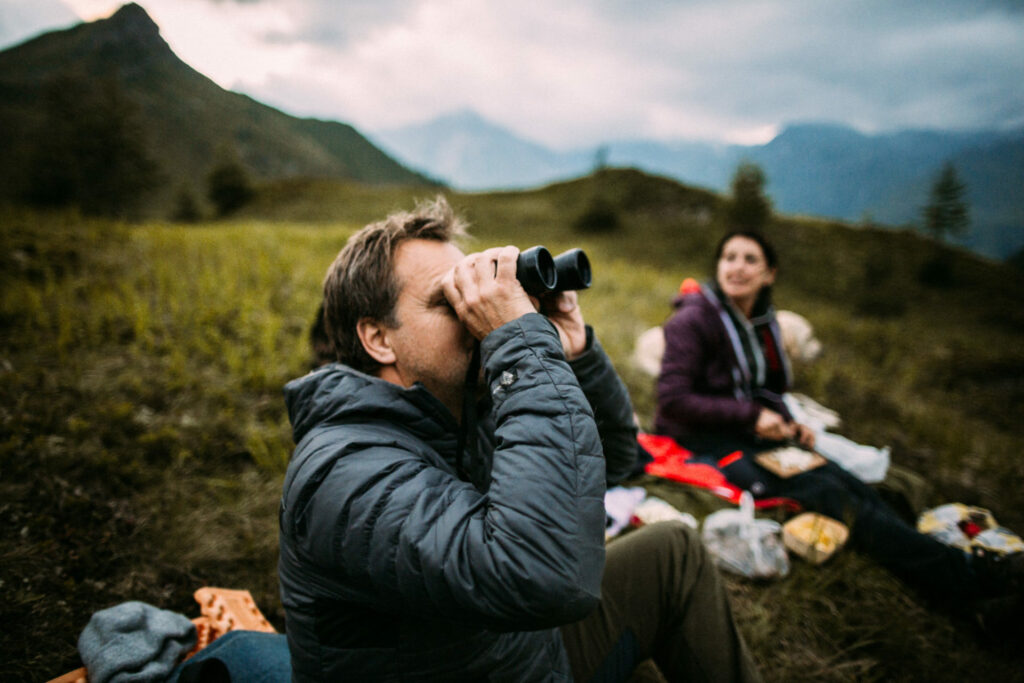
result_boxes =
[516,246,592,296]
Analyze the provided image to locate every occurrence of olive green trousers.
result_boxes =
[561,521,762,683]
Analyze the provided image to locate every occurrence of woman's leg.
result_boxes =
[719,453,980,600]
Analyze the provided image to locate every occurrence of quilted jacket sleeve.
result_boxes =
[293,313,605,632]
[569,326,638,486]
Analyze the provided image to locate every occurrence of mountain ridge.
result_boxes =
[0,3,435,215]
[374,112,1024,259]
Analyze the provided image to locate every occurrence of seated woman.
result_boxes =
[653,229,1017,606]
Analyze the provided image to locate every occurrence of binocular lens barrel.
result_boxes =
[552,248,591,292]
[516,246,557,296]
[515,246,592,296]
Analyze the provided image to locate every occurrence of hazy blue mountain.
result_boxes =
[371,109,593,189]
[749,124,1005,218]
[374,112,1024,259]
[864,132,1024,258]
[602,139,737,192]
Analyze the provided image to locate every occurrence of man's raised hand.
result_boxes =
[442,246,536,340]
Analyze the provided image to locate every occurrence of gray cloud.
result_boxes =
[4,0,1022,145]
[254,0,419,46]
[604,0,1024,139]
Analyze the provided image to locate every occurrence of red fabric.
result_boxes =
[717,451,743,468]
[637,433,800,511]
[959,520,983,539]
[759,327,783,373]
[678,277,701,295]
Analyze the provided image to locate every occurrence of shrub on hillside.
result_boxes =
[855,254,907,317]
[917,257,956,287]
[171,185,202,223]
[207,156,254,217]
[573,197,621,233]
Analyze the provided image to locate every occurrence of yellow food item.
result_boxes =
[784,513,849,562]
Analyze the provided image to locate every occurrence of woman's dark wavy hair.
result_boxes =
[712,229,778,271]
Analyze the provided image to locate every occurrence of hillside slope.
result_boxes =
[0,3,434,214]
[3,171,1022,679]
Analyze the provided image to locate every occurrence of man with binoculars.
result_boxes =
[278,196,759,681]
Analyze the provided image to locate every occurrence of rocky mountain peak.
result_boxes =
[84,2,168,59]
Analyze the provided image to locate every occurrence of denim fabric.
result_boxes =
[170,631,290,683]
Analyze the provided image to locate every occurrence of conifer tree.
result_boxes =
[923,162,969,243]
[727,161,772,229]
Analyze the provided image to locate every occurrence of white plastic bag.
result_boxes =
[701,492,790,579]
[783,392,841,432]
[812,431,890,484]
[604,486,647,540]
[784,393,890,483]
[631,496,698,530]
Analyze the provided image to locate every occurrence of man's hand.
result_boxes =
[442,246,536,341]
[538,290,587,361]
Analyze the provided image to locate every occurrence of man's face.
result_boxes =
[385,238,474,414]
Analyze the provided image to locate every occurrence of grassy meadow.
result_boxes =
[2,170,1023,681]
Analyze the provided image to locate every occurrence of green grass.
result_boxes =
[2,171,1023,680]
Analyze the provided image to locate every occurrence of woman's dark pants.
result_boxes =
[685,433,979,602]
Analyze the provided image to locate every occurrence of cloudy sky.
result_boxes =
[2,0,1022,147]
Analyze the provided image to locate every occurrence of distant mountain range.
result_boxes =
[2,3,1019,259]
[0,3,433,214]
[373,113,1024,260]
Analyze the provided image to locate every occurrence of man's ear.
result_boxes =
[356,318,396,366]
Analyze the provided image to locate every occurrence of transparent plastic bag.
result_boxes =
[918,503,1024,556]
[701,492,790,579]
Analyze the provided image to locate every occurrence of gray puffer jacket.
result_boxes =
[279,313,637,681]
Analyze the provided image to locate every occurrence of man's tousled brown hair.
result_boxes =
[321,195,468,374]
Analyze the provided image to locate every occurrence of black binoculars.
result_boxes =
[515,246,592,296]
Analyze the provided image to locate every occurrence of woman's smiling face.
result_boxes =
[716,235,776,314]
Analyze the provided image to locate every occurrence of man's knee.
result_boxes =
[620,520,708,568]
[640,519,699,543]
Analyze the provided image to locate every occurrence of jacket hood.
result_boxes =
[672,288,710,311]
[673,280,774,321]
[283,364,459,447]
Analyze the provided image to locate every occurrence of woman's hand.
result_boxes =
[754,408,796,442]
[794,423,817,450]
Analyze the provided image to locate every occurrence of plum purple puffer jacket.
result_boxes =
[654,288,791,446]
